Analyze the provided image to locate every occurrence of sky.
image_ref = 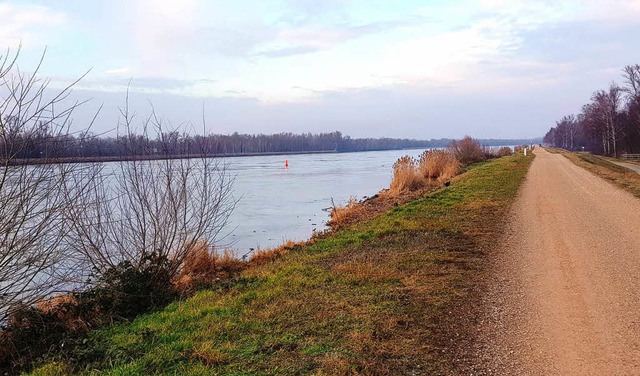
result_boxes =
[2,0,640,139]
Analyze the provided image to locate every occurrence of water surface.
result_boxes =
[224,149,424,255]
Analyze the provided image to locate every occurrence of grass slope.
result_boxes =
[32,154,533,376]
[547,148,640,198]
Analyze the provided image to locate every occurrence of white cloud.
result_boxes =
[15,0,640,106]
[104,67,132,76]
[0,3,66,47]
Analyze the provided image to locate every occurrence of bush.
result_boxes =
[0,245,250,374]
[389,156,425,195]
[418,150,461,181]
[514,145,527,153]
[0,253,184,374]
[497,146,513,157]
[0,305,72,373]
[448,136,486,165]
[78,253,178,321]
[388,150,464,196]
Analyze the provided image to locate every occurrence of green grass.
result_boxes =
[30,153,533,376]
[547,148,640,198]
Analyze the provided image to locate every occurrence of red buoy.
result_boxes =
[285,159,289,168]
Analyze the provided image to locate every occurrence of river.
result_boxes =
[222,149,425,255]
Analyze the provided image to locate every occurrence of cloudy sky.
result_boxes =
[2,0,640,138]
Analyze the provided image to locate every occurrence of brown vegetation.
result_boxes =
[448,136,486,165]
[174,242,247,296]
[250,240,307,266]
[497,146,514,157]
[514,145,528,153]
[388,149,461,196]
[329,149,461,230]
[33,295,89,333]
[481,146,514,159]
[330,138,511,231]
[418,149,461,181]
[328,196,366,229]
[389,155,423,195]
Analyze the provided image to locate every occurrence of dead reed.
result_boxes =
[174,241,246,295]
[389,155,424,195]
[418,149,461,181]
[250,240,305,266]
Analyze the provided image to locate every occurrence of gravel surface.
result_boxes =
[475,148,640,375]
[609,160,640,174]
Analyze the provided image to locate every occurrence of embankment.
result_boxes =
[31,153,533,375]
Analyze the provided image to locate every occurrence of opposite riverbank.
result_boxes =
[30,152,533,375]
[9,150,338,166]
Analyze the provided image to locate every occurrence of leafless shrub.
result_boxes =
[0,47,95,322]
[64,95,237,285]
[448,136,486,165]
[514,145,527,153]
[497,146,513,157]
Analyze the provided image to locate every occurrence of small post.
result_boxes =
[524,148,527,156]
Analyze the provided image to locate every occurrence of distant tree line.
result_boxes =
[543,64,640,156]
[0,122,538,161]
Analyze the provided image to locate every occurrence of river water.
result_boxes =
[222,149,425,255]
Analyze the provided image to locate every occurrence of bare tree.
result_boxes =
[551,115,579,150]
[623,65,640,131]
[0,47,94,321]
[584,84,624,156]
[622,64,640,98]
[547,64,640,154]
[65,95,236,281]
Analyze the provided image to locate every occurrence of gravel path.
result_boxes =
[609,159,640,174]
[477,148,640,375]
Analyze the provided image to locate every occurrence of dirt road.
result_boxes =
[480,148,640,375]
[609,159,640,175]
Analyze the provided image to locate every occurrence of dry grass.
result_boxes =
[332,260,402,283]
[317,352,354,376]
[388,150,460,197]
[191,341,232,366]
[327,189,429,231]
[174,241,247,296]
[328,196,367,229]
[329,149,464,230]
[35,294,77,314]
[32,295,89,333]
[250,240,306,266]
[418,149,461,181]
[389,155,424,195]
